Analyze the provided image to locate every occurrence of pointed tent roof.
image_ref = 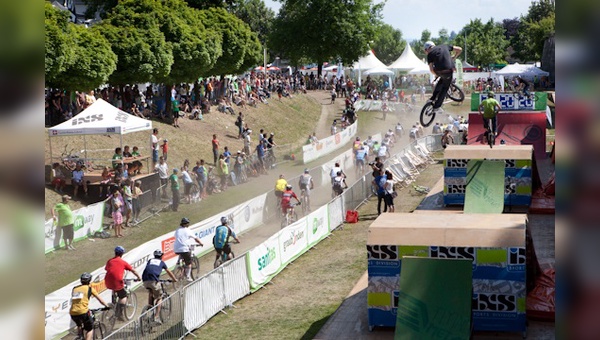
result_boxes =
[388,43,429,71]
[495,63,549,77]
[462,60,476,68]
[363,66,394,76]
[352,50,388,70]
[48,99,153,137]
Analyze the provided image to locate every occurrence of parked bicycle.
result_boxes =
[174,244,200,287]
[74,307,111,340]
[281,202,300,228]
[420,77,465,127]
[102,278,139,333]
[139,279,174,335]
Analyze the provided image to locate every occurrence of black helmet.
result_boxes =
[220,216,228,225]
[153,250,163,258]
[181,217,190,225]
[115,246,125,255]
[80,272,92,285]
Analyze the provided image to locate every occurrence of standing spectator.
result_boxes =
[217,154,229,191]
[181,166,194,203]
[52,195,75,250]
[223,146,232,167]
[441,129,454,149]
[172,98,181,128]
[121,180,133,227]
[432,122,442,134]
[212,134,220,165]
[256,139,267,173]
[193,160,207,199]
[154,156,169,198]
[243,129,252,155]
[170,168,181,212]
[51,163,67,193]
[151,128,160,168]
[235,112,244,139]
[161,139,169,161]
[384,171,395,213]
[111,187,124,238]
[373,170,388,215]
[330,120,337,135]
[131,180,143,224]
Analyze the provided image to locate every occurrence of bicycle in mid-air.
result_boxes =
[102,277,139,334]
[174,244,200,288]
[139,279,174,335]
[74,307,111,340]
[281,202,300,228]
[420,77,465,127]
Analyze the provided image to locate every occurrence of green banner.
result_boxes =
[470,92,547,111]
[464,160,505,213]
[395,257,472,340]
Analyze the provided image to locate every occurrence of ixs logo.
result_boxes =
[257,247,277,271]
[504,159,516,168]
[282,230,305,252]
[446,184,466,194]
[367,245,398,260]
[472,293,517,312]
[71,113,103,126]
[446,159,469,168]
[507,247,526,272]
[430,247,475,261]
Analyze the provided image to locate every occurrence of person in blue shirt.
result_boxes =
[213,217,241,266]
[142,250,178,323]
[256,139,266,173]
[223,146,232,166]
[372,171,388,215]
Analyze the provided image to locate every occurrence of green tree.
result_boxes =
[270,0,383,74]
[436,28,450,45]
[199,7,262,76]
[452,19,509,67]
[45,3,74,83]
[371,23,405,66]
[233,0,275,45]
[411,29,432,60]
[512,0,555,61]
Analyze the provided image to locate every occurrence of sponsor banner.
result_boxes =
[470,92,547,111]
[279,219,308,265]
[303,121,358,163]
[45,201,105,254]
[306,205,329,247]
[45,194,266,339]
[246,233,281,290]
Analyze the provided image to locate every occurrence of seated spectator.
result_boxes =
[123,145,133,158]
[71,163,88,197]
[130,103,145,119]
[190,104,203,120]
[218,97,235,115]
[51,162,67,193]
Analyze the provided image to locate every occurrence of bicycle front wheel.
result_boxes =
[191,257,200,279]
[139,305,154,335]
[420,102,435,127]
[447,83,465,102]
[92,322,106,340]
[160,296,172,322]
[124,292,138,320]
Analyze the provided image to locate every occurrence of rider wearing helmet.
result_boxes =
[478,90,502,138]
[281,184,300,216]
[104,246,142,321]
[424,40,462,115]
[274,174,288,202]
[173,218,203,282]
[213,216,241,267]
[70,273,109,340]
[142,249,177,323]
[298,169,315,211]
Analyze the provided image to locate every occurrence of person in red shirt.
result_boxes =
[280,184,300,216]
[104,246,141,321]
[211,134,220,165]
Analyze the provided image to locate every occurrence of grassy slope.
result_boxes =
[45,94,321,294]
[193,163,444,340]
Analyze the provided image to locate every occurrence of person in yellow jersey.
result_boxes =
[274,174,288,204]
[70,272,109,340]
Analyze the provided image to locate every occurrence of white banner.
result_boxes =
[44,201,105,253]
[279,219,308,266]
[303,121,358,163]
[246,232,281,290]
[306,205,329,247]
[45,193,267,340]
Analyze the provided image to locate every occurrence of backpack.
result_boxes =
[235,118,241,127]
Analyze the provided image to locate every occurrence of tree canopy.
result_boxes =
[371,23,406,66]
[453,19,509,66]
[233,0,275,46]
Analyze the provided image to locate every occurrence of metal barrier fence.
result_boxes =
[96,134,443,339]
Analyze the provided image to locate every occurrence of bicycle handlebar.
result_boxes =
[90,307,111,312]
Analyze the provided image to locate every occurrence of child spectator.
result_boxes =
[51,163,67,193]
[162,139,168,161]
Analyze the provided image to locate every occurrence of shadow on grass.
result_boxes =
[299,313,334,340]
[359,213,379,221]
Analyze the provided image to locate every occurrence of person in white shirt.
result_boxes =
[154,156,169,198]
[395,123,404,138]
[330,120,337,135]
[378,144,389,162]
[432,122,442,134]
[181,166,194,203]
[173,218,203,281]
[409,125,419,142]
[151,128,160,168]
[330,162,344,185]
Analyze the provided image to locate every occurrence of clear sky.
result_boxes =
[262,0,533,41]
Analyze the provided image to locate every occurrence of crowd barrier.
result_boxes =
[46,134,442,340]
[44,200,105,253]
[302,121,358,163]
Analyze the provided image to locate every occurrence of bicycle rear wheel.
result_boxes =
[139,305,154,335]
[420,102,435,127]
[447,83,465,102]
[101,308,116,334]
[124,292,138,320]
[488,130,495,148]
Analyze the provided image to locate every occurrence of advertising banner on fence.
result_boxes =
[279,219,308,266]
[44,201,105,254]
[306,205,329,247]
[246,232,281,290]
[303,121,358,163]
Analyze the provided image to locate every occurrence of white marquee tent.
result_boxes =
[363,66,394,76]
[48,99,153,164]
[388,43,429,71]
[494,63,550,78]
[352,50,388,70]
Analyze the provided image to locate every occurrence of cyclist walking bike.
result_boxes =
[213,216,241,268]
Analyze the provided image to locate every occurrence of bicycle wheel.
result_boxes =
[447,83,465,102]
[101,308,116,334]
[292,211,298,223]
[124,291,137,320]
[139,305,154,335]
[420,102,435,127]
[191,257,200,279]
[159,295,172,322]
[214,256,223,269]
[488,130,495,148]
[174,266,186,289]
[92,322,106,340]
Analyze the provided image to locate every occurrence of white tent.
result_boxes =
[388,43,429,71]
[408,62,431,75]
[323,64,338,72]
[363,67,394,76]
[494,63,550,78]
[352,50,388,70]
[48,99,153,165]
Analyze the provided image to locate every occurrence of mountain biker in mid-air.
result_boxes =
[478,91,502,139]
[514,75,532,98]
[424,41,462,116]
[213,216,240,264]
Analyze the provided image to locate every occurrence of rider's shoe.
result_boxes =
[432,107,444,115]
